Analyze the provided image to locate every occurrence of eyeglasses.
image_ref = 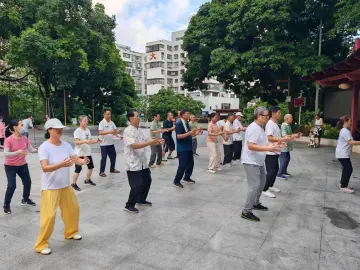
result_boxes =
[260,114,269,118]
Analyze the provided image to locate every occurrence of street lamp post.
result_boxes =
[315,4,323,113]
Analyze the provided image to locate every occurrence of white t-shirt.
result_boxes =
[38,141,75,190]
[124,125,150,171]
[74,128,92,156]
[241,122,267,166]
[223,121,234,145]
[22,118,33,133]
[315,118,323,127]
[336,128,353,158]
[265,119,281,155]
[217,120,225,128]
[98,119,117,146]
[233,119,244,141]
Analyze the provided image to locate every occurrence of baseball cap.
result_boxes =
[44,118,66,130]
[235,112,243,116]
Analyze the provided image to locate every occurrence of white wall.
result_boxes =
[191,96,239,112]
[147,84,163,95]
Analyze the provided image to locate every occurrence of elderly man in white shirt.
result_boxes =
[233,112,246,162]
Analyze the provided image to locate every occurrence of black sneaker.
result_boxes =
[241,212,260,222]
[173,182,184,188]
[283,173,292,177]
[21,199,36,206]
[183,179,196,184]
[137,201,152,206]
[253,203,268,211]
[71,183,81,191]
[124,206,139,214]
[3,205,11,214]
[84,179,96,186]
[110,169,120,173]
[167,156,174,160]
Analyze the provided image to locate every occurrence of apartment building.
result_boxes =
[117,44,146,95]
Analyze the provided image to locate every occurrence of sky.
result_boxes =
[93,0,208,53]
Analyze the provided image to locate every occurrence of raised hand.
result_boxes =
[15,149,28,156]
[61,158,73,167]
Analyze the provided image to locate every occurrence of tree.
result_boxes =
[147,89,205,120]
[183,0,354,109]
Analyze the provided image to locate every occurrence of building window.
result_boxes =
[146,44,164,53]
[147,78,165,85]
[167,71,179,76]
[167,79,173,84]
[176,37,183,41]
[174,45,179,51]
[146,62,164,69]
[167,62,172,68]
[181,61,185,66]
[180,53,185,58]
[181,86,185,91]
[175,79,178,83]
[167,45,172,51]
[167,54,172,60]
[144,71,147,76]
[174,62,179,68]
[161,69,164,75]
[180,69,185,74]
[123,53,130,58]
[221,103,231,109]
[126,68,131,74]
[174,54,179,59]
[230,94,236,98]
[212,92,218,97]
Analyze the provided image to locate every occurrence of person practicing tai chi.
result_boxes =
[72,115,100,191]
[98,109,121,177]
[123,111,163,213]
[222,114,241,167]
[189,115,202,156]
[232,112,246,162]
[241,107,285,222]
[35,119,89,255]
[162,112,176,160]
[207,113,226,174]
[149,113,165,168]
[336,115,360,194]
[173,109,202,188]
[3,119,37,214]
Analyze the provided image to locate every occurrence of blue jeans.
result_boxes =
[100,145,117,173]
[4,164,32,206]
[174,151,194,183]
[279,152,291,175]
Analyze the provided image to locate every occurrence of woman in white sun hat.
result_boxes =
[35,118,88,255]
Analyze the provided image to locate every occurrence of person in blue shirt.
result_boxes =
[173,109,202,188]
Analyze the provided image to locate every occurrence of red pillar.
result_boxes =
[351,81,359,134]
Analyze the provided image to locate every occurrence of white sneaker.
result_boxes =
[40,247,51,255]
[262,190,276,198]
[216,168,223,171]
[269,187,281,193]
[207,169,216,174]
[340,187,355,194]
[72,234,82,240]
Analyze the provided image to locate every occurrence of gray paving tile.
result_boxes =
[320,252,360,270]
[321,234,360,259]
[273,211,323,232]
[281,202,324,218]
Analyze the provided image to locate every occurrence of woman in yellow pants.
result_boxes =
[35,119,88,255]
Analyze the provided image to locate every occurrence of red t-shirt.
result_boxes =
[4,135,30,166]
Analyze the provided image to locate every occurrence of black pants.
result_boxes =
[264,155,279,191]
[4,164,31,206]
[223,144,234,165]
[149,144,162,166]
[174,151,194,183]
[338,158,353,188]
[126,168,152,207]
[233,141,242,160]
[100,145,117,173]
[163,134,175,152]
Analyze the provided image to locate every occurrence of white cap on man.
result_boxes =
[235,112,243,117]
[44,118,66,130]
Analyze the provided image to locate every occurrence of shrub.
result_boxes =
[323,124,340,139]
[113,115,128,127]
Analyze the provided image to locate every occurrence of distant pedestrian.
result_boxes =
[162,112,176,160]
[278,114,302,178]
[72,115,100,191]
[3,119,37,214]
[241,107,284,222]
[336,115,360,194]
[173,109,201,188]
[207,113,225,174]
[123,110,162,213]
[98,109,121,177]
[35,119,87,255]
[149,113,165,168]
[22,114,34,138]
[314,114,324,146]
[233,112,246,162]
[222,114,241,167]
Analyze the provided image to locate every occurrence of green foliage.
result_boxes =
[183,0,354,108]
[112,115,128,127]
[323,124,340,139]
[242,100,287,125]
[147,89,205,120]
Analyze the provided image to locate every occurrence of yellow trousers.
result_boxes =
[34,186,80,252]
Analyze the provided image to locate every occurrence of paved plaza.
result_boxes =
[1,134,360,269]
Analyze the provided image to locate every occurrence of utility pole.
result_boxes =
[299,89,303,125]
[64,90,67,126]
[315,3,323,113]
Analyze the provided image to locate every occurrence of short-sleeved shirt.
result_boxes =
[38,141,75,190]
[74,128,92,156]
[217,120,225,128]
[22,118,33,133]
[0,122,5,139]
[150,121,162,139]
[281,123,293,152]
[163,120,174,137]
[336,128,353,158]
[4,135,30,166]
[241,122,267,166]
[98,119,117,146]
[223,121,234,145]
[315,118,323,126]
[189,121,197,140]
[207,122,220,143]
[124,125,150,171]
[265,119,281,155]
[175,119,192,152]
[233,119,244,141]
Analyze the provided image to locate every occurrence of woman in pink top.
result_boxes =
[207,113,226,174]
[3,119,37,214]
[0,119,5,148]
